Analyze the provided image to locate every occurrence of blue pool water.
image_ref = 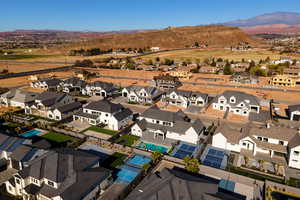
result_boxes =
[137,142,168,153]
[21,129,43,138]
[127,154,151,167]
[115,165,141,184]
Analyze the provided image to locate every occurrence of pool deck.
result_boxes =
[141,131,175,148]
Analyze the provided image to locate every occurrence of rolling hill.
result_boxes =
[222,12,300,34]
[53,25,260,52]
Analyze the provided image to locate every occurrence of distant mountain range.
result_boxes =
[222,12,300,34]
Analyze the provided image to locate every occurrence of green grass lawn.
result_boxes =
[114,134,139,146]
[287,177,300,188]
[102,152,127,168]
[83,126,117,135]
[0,54,51,60]
[41,132,78,143]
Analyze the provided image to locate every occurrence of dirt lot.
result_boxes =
[0,63,64,73]
[138,48,300,62]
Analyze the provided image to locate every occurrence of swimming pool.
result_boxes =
[137,142,168,153]
[126,154,151,167]
[21,129,44,138]
[115,165,141,184]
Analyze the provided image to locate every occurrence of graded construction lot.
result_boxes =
[0,63,64,73]
[138,48,300,62]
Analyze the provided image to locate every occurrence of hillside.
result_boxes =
[222,12,300,34]
[53,25,261,52]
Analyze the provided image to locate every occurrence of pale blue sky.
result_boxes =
[1,0,300,31]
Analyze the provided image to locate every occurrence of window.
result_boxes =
[263,138,268,142]
[243,143,246,146]
[15,179,20,184]
[292,159,298,162]
[47,180,55,187]
[105,114,108,117]
[257,136,262,141]
[279,141,284,145]
[156,120,159,124]
[230,97,235,103]
[294,151,299,156]
[220,100,224,104]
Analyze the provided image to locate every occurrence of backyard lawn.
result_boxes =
[41,132,78,143]
[114,134,139,146]
[83,126,117,135]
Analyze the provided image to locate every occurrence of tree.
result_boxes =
[155,57,160,62]
[223,62,232,75]
[164,58,174,66]
[183,156,200,173]
[151,151,163,164]
[142,163,151,173]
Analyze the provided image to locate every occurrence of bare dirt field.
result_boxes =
[0,63,64,73]
[138,48,300,62]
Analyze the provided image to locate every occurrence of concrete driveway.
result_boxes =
[66,120,90,132]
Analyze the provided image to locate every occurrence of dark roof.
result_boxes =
[88,81,115,91]
[84,100,123,113]
[24,184,41,195]
[249,110,272,123]
[214,90,259,106]
[36,92,68,107]
[31,139,52,150]
[63,77,86,87]
[289,133,300,149]
[1,89,38,103]
[113,108,133,121]
[126,168,243,200]
[10,145,34,161]
[141,106,189,122]
[167,89,208,100]
[42,78,62,87]
[55,102,82,113]
[0,133,27,153]
[19,148,100,182]
[153,74,179,81]
[74,110,98,120]
[288,104,300,112]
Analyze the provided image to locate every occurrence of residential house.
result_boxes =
[167,71,192,80]
[30,78,61,90]
[152,74,182,90]
[283,67,300,77]
[121,85,164,104]
[131,106,205,146]
[272,57,294,65]
[82,81,116,97]
[212,123,300,170]
[58,77,86,94]
[0,89,38,109]
[25,91,74,118]
[288,104,300,121]
[5,148,112,200]
[0,133,46,170]
[269,75,300,87]
[162,89,208,108]
[231,62,250,73]
[47,102,82,121]
[199,65,218,73]
[73,100,132,130]
[212,90,260,116]
[150,47,160,52]
[229,72,259,84]
[127,168,247,200]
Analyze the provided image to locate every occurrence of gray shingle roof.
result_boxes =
[1,89,38,104]
[125,85,163,99]
[126,168,243,200]
[288,104,300,113]
[88,81,115,91]
[141,106,189,122]
[113,108,133,121]
[63,77,86,87]
[84,100,123,113]
[55,102,82,114]
[214,90,259,106]
[41,78,62,87]
[36,92,68,107]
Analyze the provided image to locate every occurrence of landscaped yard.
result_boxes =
[0,54,52,60]
[41,132,78,143]
[287,177,300,188]
[83,126,117,135]
[114,134,139,146]
[102,152,127,168]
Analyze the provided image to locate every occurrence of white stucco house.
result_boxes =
[212,90,260,116]
[162,89,208,108]
[82,81,116,97]
[212,123,300,170]
[122,85,164,104]
[0,89,38,109]
[5,148,112,200]
[47,101,82,121]
[131,106,206,146]
[30,78,61,90]
[73,100,133,130]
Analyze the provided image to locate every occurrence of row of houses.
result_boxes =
[31,77,116,97]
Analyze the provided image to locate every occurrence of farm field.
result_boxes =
[138,48,300,62]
